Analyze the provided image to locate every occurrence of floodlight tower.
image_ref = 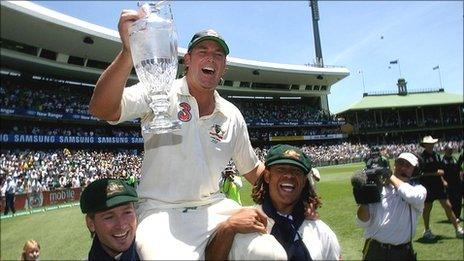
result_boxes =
[309,0,324,67]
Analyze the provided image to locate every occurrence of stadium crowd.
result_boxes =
[1,76,92,115]
[256,140,463,166]
[1,140,462,197]
[232,100,340,124]
[0,149,142,195]
[353,107,461,130]
[249,127,344,141]
[1,76,340,127]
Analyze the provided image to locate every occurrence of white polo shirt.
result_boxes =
[356,182,427,245]
[111,77,259,207]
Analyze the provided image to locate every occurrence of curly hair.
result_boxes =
[251,170,322,210]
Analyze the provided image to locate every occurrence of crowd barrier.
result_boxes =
[0,187,82,213]
[0,134,143,144]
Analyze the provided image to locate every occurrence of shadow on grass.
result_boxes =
[415,235,455,244]
[435,219,452,224]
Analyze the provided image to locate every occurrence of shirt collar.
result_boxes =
[177,76,228,117]
[212,91,228,116]
[114,252,123,260]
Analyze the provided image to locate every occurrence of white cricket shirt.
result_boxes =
[111,77,259,207]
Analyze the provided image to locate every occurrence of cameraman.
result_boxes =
[365,147,390,170]
[356,153,426,260]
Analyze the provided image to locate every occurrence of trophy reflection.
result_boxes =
[129,1,181,134]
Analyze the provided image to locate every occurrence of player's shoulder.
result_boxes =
[301,219,335,233]
[217,95,239,110]
[216,95,245,119]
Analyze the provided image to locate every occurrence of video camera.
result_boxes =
[364,147,390,170]
[351,167,392,205]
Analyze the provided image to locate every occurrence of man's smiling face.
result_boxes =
[265,164,307,214]
[184,40,226,93]
[86,203,137,257]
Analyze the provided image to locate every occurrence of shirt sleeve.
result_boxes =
[320,222,342,260]
[356,203,376,228]
[232,111,259,176]
[107,83,150,125]
[397,183,426,212]
[356,215,371,228]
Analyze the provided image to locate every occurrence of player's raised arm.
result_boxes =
[89,10,141,121]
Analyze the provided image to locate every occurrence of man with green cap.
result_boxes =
[206,144,341,260]
[80,178,139,261]
[88,8,266,259]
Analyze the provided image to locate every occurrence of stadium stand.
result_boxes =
[336,79,463,144]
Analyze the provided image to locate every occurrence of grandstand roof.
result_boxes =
[335,91,463,114]
[0,1,349,96]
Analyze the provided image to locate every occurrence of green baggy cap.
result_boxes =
[187,29,229,55]
[80,178,138,214]
[265,144,312,174]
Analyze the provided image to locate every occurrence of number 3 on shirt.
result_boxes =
[178,102,192,122]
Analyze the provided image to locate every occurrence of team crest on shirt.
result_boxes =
[209,124,225,144]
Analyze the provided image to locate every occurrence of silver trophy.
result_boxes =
[129,1,181,134]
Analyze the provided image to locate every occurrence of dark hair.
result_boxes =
[251,168,322,209]
[86,213,96,238]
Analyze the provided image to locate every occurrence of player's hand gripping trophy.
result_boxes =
[129,1,181,134]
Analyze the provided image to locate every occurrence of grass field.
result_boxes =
[1,162,463,260]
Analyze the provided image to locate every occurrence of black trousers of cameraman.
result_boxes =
[362,239,416,261]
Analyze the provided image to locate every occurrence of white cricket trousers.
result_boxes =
[135,198,287,260]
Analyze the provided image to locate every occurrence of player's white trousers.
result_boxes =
[135,198,286,260]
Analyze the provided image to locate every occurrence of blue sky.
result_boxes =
[33,1,463,113]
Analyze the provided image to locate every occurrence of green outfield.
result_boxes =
[1,162,463,260]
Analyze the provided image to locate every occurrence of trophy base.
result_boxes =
[142,119,181,134]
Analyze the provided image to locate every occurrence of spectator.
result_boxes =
[442,145,462,220]
[20,239,40,261]
[2,176,16,215]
